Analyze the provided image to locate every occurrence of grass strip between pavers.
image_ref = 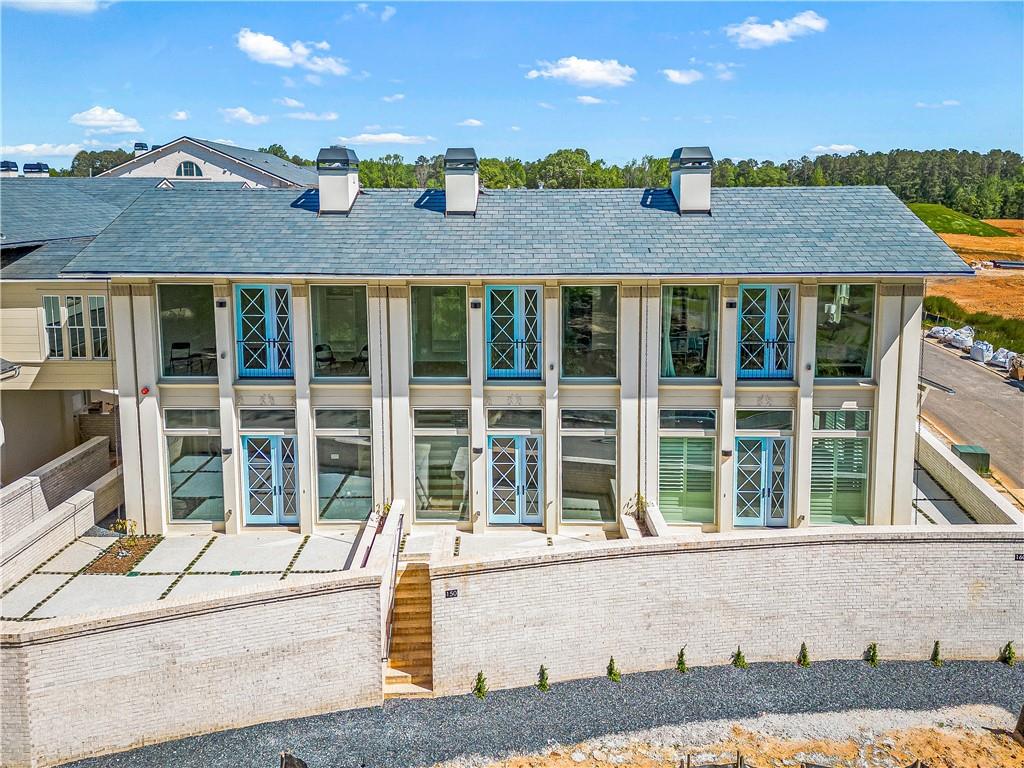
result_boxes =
[280,535,311,580]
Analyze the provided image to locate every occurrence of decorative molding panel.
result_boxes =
[622,286,642,299]
[367,286,388,299]
[544,287,559,300]
[130,284,153,297]
[468,286,485,300]
[213,285,231,299]
[799,284,818,298]
[110,285,132,297]
[879,285,903,297]
[291,285,308,298]
[388,287,409,299]
[722,286,739,299]
[903,283,924,297]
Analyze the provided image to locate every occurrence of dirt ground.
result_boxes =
[985,219,1024,236]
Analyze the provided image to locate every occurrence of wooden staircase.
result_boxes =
[383,564,433,699]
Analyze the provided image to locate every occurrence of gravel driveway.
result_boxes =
[61,660,1023,768]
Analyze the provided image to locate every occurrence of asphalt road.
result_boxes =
[920,340,1024,489]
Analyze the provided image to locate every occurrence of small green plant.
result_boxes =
[606,656,621,683]
[731,647,748,670]
[472,671,488,700]
[797,642,811,668]
[537,664,550,692]
[110,517,138,555]
[930,641,943,668]
[676,646,688,674]
[999,641,1016,667]
[866,642,880,668]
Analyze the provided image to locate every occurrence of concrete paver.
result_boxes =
[1,574,71,619]
[42,539,111,572]
[913,466,974,525]
[291,533,356,571]
[166,573,283,600]
[191,534,304,572]
[37,574,176,618]
[135,535,211,573]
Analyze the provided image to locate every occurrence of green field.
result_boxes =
[908,203,1013,237]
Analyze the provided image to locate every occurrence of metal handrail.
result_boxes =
[487,339,542,379]
[236,339,293,378]
[737,339,795,380]
[382,511,404,661]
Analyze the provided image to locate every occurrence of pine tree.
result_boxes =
[606,656,621,683]
[797,642,811,668]
[731,647,748,669]
[472,671,488,699]
[676,647,688,673]
[866,642,880,668]
[930,641,943,668]
[999,641,1016,667]
[537,664,550,692]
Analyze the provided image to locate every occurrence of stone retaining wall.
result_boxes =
[429,527,1024,696]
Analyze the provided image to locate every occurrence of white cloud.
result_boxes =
[381,93,405,102]
[305,74,322,86]
[213,138,238,146]
[915,99,961,109]
[0,142,84,157]
[355,3,396,22]
[3,0,106,13]
[363,123,382,130]
[69,105,143,134]
[725,10,828,49]
[169,110,189,121]
[576,95,605,105]
[275,97,304,108]
[380,5,396,21]
[457,118,483,126]
[352,69,372,81]
[337,132,435,145]
[537,101,555,110]
[526,56,636,87]
[510,126,521,132]
[287,111,339,121]
[219,106,269,125]
[282,76,297,88]
[811,143,860,155]
[661,69,704,85]
[236,28,348,76]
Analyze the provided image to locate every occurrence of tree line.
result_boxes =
[54,144,1023,219]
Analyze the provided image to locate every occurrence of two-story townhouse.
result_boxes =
[2,145,971,538]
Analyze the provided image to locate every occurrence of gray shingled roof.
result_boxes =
[191,138,318,187]
[64,184,971,278]
[1,236,95,279]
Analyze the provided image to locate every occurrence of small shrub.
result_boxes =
[731,647,748,670]
[999,641,1016,667]
[606,656,621,683]
[472,671,488,700]
[537,664,550,692]
[866,642,880,668]
[797,642,811,668]
[676,646,688,674]
[110,517,138,551]
[930,641,943,668]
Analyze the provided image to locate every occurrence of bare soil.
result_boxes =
[84,536,162,574]
[928,270,1024,318]
[985,219,1024,236]
[938,230,1024,263]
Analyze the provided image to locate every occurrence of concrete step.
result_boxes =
[394,603,431,617]
[390,618,431,633]
[389,649,433,665]
[383,682,433,700]
[390,638,432,651]
[394,584,431,596]
[394,595,430,607]
[384,666,432,685]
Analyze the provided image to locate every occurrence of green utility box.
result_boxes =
[952,444,991,476]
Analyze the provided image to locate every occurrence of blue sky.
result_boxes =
[1,1,1021,168]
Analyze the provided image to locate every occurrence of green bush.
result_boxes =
[731,647,748,669]
[930,641,943,668]
[537,664,550,692]
[999,641,1016,667]
[472,671,488,699]
[866,642,880,668]
[606,656,621,683]
[676,647,688,673]
[797,642,811,668]
[923,296,1024,351]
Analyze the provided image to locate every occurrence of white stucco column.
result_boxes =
[871,284,904,525]
[619,286,642,518]
[387,285,413,523]
[468,285,487,534]
[110,285,145,530]
[213,285,241,534]
[639,284,661,500]
[130,284,167,535]
[291,284,315,533]
[366,285,392,513]
[543,285,560,534]
[892,283,924,525]
[792,283,818,528]
[717,285,739,532]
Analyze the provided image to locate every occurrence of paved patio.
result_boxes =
[913,463,975,525]
[0,529,358,621]
[400,526,616,561]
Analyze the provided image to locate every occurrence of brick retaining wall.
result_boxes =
[429,528,1024,696]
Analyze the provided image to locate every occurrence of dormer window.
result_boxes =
[176,161,202,177]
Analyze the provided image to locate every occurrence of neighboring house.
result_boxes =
[0,146,971,537]
[98,136,317,188]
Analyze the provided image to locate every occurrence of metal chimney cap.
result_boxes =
[669,146,714,171]
[444,147,478,170]
[317,145,359,170]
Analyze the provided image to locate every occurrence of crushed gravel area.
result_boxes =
[60,660,1024,768]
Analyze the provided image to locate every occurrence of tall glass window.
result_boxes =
[411,286,467,378]
[414,409,470,522]
[315,409,373,521]
[311,286,369,377]
[43,295,63,358]
[658,409,716,524]
[560,409,617,522]
[89,296,109,358]
[810,410,870,525]
[816,284,875,378]
[164,408,223,522]
[158,285,216,377]
[66,296,86,359]
[661,286,719,378]
[562,286,617,378]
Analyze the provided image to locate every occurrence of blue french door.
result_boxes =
[242,435,298,525]
[486,286,542,379]
[734,437,790,527]
[235,285,293,378]
[737,285,794,379]
[487,435,543,525]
